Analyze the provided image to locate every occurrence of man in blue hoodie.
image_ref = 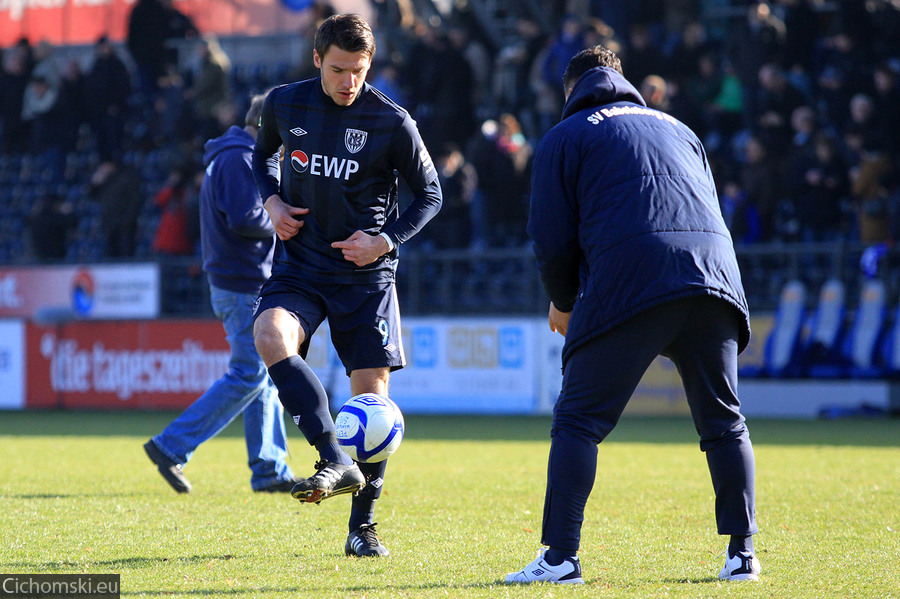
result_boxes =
[143,95,296,493]
[505,46,759,584]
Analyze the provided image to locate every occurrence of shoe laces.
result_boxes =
[310,460,341,484]
[356,522,381,546]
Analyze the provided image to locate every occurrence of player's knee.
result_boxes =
[253,325,288,366]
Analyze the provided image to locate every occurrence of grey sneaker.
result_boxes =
[291,460,365,504]
[143,440,191,493]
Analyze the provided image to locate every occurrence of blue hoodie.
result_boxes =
[528,67,750,366]
[200,126,275,294]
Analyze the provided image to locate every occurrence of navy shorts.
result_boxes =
[254,274,405,375]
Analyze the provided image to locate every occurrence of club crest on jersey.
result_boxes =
[344,128,368,154]
[291,150,309,173]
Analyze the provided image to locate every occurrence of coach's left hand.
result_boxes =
[332,230,390,267]
[549,302,571,337]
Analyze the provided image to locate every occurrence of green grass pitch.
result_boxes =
[0,412,898,598]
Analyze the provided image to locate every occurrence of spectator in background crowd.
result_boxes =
[369,62,407,107]
[494,18,546,132]
[27,191,76,261]
[740,135,783,241]
[184,35,232,141]
[755,63,807,151]
[726,2,785,120]
[621,23,663,89]
[84,36,131,162]
[870,63,900,154]
[0,41,33,154]
[428,142,478,249]
[845,93,888,156]
[127,0,198,101]
[720,180,762,245]
[468,114,532,248]
[665,21,711,87]
[21,75,66,183]
[152,165,199,256]
[88,160,145,258]
[786,132,849,241]
[58,58,88,160]
[814,66,851,137]
[639,74,669,111]
[852,149,894,243]
[447,25,491,116]
[541,15,585,113]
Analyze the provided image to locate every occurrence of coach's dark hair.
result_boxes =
[245,93,266,128]
[562,45,624,90]
[314,13,376,60]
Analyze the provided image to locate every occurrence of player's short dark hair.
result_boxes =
[563,45,624,90]
[245,93,266,128]
[314,13,376,60]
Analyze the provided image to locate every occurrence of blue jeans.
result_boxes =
[153,285,294,489]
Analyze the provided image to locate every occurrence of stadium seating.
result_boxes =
[739,279,807,378]
[807,279,887,378]
[802,279,848,377]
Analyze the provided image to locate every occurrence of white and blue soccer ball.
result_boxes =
[335,393,404,463]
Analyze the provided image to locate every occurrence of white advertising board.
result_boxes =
[0,264,160,320]
[307,317,541,414]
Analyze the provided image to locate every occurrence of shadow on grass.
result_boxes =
[96,578,725,595]
[3,554,240,571]
[1,493,137,499]
[0,411,897,447]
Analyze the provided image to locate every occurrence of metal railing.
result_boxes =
[153,241,900,317]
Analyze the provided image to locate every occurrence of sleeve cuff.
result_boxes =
[379,232,395,252]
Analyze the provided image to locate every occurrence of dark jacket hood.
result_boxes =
[203,126,254,167]
[562,66,646,120]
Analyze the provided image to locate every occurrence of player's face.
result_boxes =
[314,46,372,107]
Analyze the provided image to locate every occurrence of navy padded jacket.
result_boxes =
[528,67,750,365]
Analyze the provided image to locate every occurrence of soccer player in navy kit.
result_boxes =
[250,14,441,557]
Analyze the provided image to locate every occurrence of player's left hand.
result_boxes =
[332,230,390,267]
[548,302,571,337]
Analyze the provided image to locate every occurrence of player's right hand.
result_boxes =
[263,194,309,240]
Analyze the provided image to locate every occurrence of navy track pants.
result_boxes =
[541,296,757,552]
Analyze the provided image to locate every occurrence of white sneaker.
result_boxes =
[718,550,761,581]
[504,549,584,584]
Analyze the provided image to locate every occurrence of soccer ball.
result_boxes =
[335,393,404,463]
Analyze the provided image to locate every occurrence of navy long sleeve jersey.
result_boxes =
[251,79,441,284]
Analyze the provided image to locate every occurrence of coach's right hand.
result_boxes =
[264,194,309,241]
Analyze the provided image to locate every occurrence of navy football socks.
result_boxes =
[268,356,351,465]
[314,432,352,465]
[349,460,388,531]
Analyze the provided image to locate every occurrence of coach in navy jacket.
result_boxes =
[506,46,759,585]
[529,65,751,366]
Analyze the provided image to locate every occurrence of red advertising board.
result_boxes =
[26,319,229,409]
[0,0,312,46]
